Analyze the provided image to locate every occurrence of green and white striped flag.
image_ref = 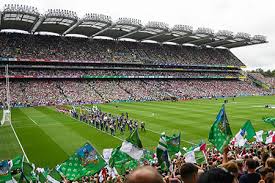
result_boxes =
[156,133,170,171]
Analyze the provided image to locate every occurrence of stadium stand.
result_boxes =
[0,4,269,107]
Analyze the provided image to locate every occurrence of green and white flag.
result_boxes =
[208,105,233,153]
[166,133,181,155]
[109,147,138,175]
[9,155,23,172]
[59,143,106,181]
[120,129,144,160]
[183,143,207,165]
[262,117,275,127]
[20,162,37,183]
[126,128,143,149]
[234,120,256,147]
[109,129,144,175]
[47,168,63,183]
[156,133,173,171]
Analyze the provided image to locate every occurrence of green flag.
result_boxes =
[166,133,181,155]
[9,155,23,171]
[208,105,233,153]
[109,146,138,175]
[263,117,275,127]
[47,168,63,182]
[156,133,170,170]
[126,128,143,148]
[241,120,256,140]
[21,162,37,182]
[38,168,48,183]
[59,143,106,181]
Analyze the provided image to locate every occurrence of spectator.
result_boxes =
[197,168,236,183]
[239,159,261,183]
[125,166,164,183]
[180,163,198,183]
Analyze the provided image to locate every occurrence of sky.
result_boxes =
[0,0,274,70]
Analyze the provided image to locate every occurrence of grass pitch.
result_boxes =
[0,96,274,167]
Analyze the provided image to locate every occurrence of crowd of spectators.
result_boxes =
[0,33,245,66]
[0,79,267,107]
[248,73,275,88]
[0,68,241,78]
[124,143,275,183]
[77,143,274,183]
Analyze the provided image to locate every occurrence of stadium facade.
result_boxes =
[0,4,270,106]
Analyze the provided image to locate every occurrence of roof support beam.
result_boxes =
[90,24,115,38]
[31,16,45,33]
[204,39,232,47]
[118,27,143,39]
[165,34,191,42]
[63,20,83,35]
[219,40,248,48]
[141,32,167,41]
[187,37,212,45]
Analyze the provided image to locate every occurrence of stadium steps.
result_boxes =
[87,82,104,100]
[117,83,134,97]
[56,84,70,102]
[247,74,271,91]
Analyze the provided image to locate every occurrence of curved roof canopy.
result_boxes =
[0,4,268,49]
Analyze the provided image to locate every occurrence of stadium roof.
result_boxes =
[0,4,268,49]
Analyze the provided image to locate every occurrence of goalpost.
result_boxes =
[1,65,11,126]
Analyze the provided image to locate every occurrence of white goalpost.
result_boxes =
[1,65,11,126]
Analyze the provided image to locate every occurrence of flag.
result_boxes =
[156,133,170,171]
[166,133,181,155]
[184,151,196,164]
[37,168,48,183]
[20,162,37,182]
[59,143,106,181]
[109,147,138,175]
[9,155,23,171]
[263,117,275,127]
[234,120,256,147]
[266,131,275,144]
[0,160,13,183]
[255,130,271,143]
[109,129,144,175]
[208,105,233,153]
[240,120,256,140]
[255,130,264,142]
[126,128,143,148]
[120,141,144,160]
[183,142,207,164]
[120,129,144,160]
[47,168,63,183]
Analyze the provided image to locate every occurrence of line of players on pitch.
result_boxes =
[70,107,145,136]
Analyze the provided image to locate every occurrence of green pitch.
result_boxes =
[0,96,274,168]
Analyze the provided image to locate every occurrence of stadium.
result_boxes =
[0,3,274,183]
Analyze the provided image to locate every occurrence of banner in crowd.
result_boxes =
[59,143,106,181]
[183,142,207,164]
[233,120,256,147]
[109,129,144,175]
[263,116,275,127]
[208,104,233,153]
[156,133,180,171]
